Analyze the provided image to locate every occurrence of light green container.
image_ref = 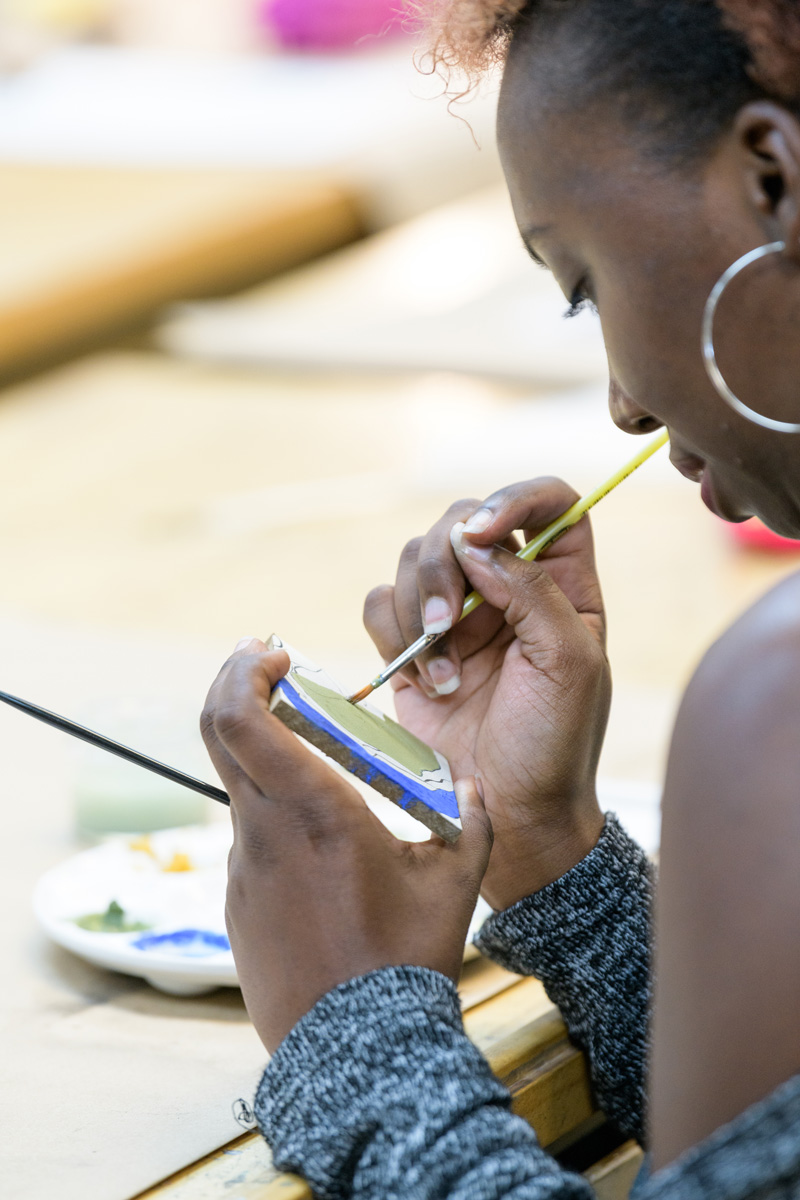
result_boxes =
[73,698,209,836]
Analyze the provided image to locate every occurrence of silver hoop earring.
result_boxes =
[702,240,800,434]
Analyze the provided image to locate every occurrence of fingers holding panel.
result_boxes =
[204,642,365,839]
[415,777,494,978]
[200,638,276,793]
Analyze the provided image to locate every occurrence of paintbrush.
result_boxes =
[0,690,230,806]
[349,430,669,704]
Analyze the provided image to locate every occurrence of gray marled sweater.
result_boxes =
[254,815,800,1198]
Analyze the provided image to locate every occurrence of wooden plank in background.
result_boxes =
[0,166,362,378]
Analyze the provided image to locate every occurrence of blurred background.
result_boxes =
[4,5,800,1197]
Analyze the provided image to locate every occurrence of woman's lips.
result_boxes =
[700,470,722,517]
[671,454,705,484]
[699,471,748,522]
[671,451,748,521]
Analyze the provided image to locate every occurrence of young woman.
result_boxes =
[200,2,800,1194]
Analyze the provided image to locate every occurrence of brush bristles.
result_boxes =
[348,684,375,705]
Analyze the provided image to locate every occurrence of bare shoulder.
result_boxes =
[666,566,800,817]
[649,569,800,1168]
[687,567,800,719]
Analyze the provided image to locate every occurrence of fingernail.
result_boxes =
[428,657,461,695]
[450,521,466,553]
[451,522,492,560]
[464,508,493,535]
[423,596,453,636]
[474,774,485,801]
[417,662,434,688]
[234,636,258,651]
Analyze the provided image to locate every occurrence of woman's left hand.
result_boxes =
[200,639,493,1054]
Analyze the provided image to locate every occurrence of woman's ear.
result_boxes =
[734,101,800,262]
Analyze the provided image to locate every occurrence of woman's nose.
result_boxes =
[608,376,663,435]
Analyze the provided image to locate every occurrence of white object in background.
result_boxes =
[0,44,501,225]
[597,777,661,856]
[160,188,607,385]
[162,275,607,385]
[110,0,258,54]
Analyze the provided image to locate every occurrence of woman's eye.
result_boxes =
[563,282,598,319]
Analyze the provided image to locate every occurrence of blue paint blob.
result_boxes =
[132,929,231,957]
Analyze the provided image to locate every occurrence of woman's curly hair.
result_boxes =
[723,0,800,99]
[422,0,800,159]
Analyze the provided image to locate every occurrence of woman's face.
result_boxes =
[497,41,800,536]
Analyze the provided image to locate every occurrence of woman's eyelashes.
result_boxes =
[564,279,598,318]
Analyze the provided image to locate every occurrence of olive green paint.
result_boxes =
[298,673,439,776]
[75,899,151,933]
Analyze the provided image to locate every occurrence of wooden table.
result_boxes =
[0,165,362,380]
[139,957,644,1200]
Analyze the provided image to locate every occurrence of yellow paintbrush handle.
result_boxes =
[460,429,669,620]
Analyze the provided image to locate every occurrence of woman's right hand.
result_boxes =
[364,478,612,911]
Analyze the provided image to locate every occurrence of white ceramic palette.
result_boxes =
[34,824,236,995]
[34,823,493,994]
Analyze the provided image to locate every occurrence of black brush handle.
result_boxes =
[0,690,230,806]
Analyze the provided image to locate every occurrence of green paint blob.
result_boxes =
[75,899,151,933]
[298,674,440,777]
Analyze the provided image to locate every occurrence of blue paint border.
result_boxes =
[274,676,459,823]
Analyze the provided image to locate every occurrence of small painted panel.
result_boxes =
[267,635,461,842]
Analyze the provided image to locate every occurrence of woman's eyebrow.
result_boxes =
[519,224,553,269]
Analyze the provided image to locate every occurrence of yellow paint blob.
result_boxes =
[298,674,439,777]
[163,852,194,873]
[128,835,155,858]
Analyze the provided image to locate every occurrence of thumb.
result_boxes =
[451,776,493,879]
[451,524,589,655]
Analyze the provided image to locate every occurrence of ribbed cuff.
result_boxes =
[475,813,653,977]
[254,965,510,1199]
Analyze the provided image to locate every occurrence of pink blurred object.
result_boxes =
[725,517,800,554]
[260,0,406,49]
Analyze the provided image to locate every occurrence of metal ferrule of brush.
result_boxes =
[372,629,445,689]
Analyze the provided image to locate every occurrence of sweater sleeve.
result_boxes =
[474,813,654,1145]
[254,965,595,1200]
